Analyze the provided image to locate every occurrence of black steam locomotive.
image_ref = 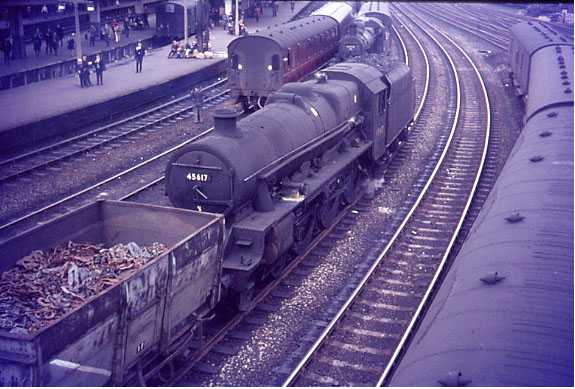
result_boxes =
[166,56,415,308]
[338,1,393,60]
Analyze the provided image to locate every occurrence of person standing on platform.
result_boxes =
[76,58,85,87]
[51,30,59,55]
[3,37,12,65]
[82,55,92,87]
[67,34,75,54]
[113,22,120,44]
[93,54,106,86]
[33,29,42,57]
[44,29,52,55]
[56,24,64,47]
[89,25,97,47]
[124,17,130,39]
[291,1,295,13]
[255,6,261,23]
[135,42,145,73]
[272,1,278,16]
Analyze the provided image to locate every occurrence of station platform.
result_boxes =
[0,29,156,78]
[0,1,309,152]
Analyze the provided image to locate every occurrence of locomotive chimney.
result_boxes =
[214,108,242,138]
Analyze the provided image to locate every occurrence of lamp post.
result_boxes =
[184,2,189,45]
[234,0,239,36]
[73,0,82,60]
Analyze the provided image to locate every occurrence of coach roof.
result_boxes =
[233,16,338,51]
[510,21,573,56]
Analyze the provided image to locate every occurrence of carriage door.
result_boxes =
[270,54,281,88]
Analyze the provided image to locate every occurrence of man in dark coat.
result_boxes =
[33,29,42,57]
[81,55,92,87]
[76,58,85,87]
[51,30,59,55]
[3,37,12,65]
[56,24,64,47]
[135,42,145,73]
[44,29,53,55]
[93,54,106,86]
[191,87,204,123]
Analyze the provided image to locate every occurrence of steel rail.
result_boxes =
[0,81,228,182]
[412,3,508,51]
[281,9,445,386]
[395,17,430,123]
[376,5,491,385]
[392,23,409,67]
[0,78,227,168]
[0,127,214,234]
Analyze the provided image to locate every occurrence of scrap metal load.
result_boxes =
[0,241,166,335]
[0,201,224,386]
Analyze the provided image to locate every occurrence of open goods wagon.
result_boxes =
[0,200,224,386]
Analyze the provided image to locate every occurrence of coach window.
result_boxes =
[272,55,280,71]
[231,54,239,70]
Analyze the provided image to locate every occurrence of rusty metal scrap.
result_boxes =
[0,241,166,335]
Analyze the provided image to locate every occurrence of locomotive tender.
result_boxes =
[389,21,573,387]
[338,1,393,60]
[166,58,415,308]
[227,1,354,109]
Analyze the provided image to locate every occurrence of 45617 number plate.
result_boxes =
[186,172,211,182]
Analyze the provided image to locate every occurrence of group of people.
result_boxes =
[167,40,214,59]
[76,54,106,87]
[32,25,65,57]
[75,40,144,87]
[225,17,248,35]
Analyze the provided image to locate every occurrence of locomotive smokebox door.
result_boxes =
[166,149,234,214]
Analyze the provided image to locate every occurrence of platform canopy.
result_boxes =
[1,0,93,6]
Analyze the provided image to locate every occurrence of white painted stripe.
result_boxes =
[50,359,112,377]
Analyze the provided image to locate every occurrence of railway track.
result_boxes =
[0,117,217,242]
[280,5,491,386]
[0,0,324,244]
[125,15,430,387]
[411,3,509,50]
[0,78,229,184]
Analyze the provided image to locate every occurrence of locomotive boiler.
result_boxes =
[166,57,414,308]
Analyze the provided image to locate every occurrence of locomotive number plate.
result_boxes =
[187,172,211,182]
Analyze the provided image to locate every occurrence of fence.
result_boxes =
[0,36,156,90]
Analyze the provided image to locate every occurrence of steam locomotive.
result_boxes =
[338,1,393,60]
[166,56,415,308]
